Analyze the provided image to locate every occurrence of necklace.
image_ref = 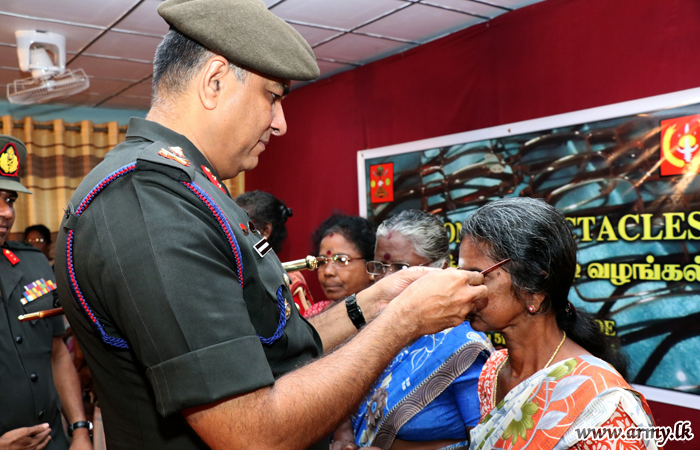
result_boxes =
[492,331,567,407]
[544,331,567,369]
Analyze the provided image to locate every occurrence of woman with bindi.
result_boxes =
[304,214,375,318]
[461,197,659,450]
[369,209,449,279]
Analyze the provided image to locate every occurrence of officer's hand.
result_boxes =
[357,266,439,319]
[0,424,51,450]
[68,429,93,450]
[386,268,487,338]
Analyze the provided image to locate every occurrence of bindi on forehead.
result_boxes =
[326,250,332,255]
[383,253,391,261]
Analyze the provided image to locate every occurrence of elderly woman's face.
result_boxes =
[317,233,371,300]
[459,239,523,332]
[373,233,432,280]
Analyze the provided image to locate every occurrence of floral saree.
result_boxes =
[470,350,660,450]
[353,323,493,450]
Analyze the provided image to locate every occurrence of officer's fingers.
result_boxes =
[35,433,51,450]
[446,267,484,286]
[457,284,488,315]
[18,423,49,438]
[369,266,438,302]
[381,266,438,286]
[28,427,51,442]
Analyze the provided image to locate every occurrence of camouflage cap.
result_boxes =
[0,135,31,194]
[158,0,320,81]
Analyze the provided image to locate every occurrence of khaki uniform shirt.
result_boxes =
[0,242,68,449]
[55,118,324,450]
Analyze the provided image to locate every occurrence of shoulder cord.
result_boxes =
[66,163,286,349]
[181,181,287,345]
[66,163,137,349]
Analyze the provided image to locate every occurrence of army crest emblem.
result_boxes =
[0,143,20,176]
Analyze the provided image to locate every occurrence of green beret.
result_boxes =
[158,0,320,81]
[0,134,31,194]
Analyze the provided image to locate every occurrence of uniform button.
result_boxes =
[38,410,45,418]
[30,373,38,382]
[15,335,23,344]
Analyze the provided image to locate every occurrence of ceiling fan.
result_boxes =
[6,30,90,105]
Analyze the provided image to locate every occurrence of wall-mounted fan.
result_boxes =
[6,30,90,105]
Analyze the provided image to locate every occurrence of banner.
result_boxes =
[358,88,700,402]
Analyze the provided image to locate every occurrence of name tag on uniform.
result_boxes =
[254,238,272,258]
[22,278,56,305]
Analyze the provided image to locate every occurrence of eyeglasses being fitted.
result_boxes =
[316,254,364,267]
[366,261,412,276]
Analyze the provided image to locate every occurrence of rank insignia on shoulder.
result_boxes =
[22,278,56,305]
[168,146,185,158]
[254,237,272,258]
[3,248,19,265]
[158,148,190,167]
[201,165,226,194]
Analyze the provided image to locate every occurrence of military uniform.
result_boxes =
[55,118,324,450]
[0,241,68,449]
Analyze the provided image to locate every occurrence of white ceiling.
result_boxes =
[0,0,544,110]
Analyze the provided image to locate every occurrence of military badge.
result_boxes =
[168,146,185,158]
[201,165,226,194]
[21,278,56,305]
[3,248,20,265]
[158,148,190,166]
[254,237,272,258]
[239,223,249,235]
[0,142,20,176]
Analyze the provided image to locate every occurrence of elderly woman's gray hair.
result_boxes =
[376,210,450,267]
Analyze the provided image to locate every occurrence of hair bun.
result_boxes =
[280,205,293,222]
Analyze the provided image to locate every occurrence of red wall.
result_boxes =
[249,0,700,263]
[248,0,700,439]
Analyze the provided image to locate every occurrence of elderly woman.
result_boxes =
[462,198,658,450]
[351,210,492,450]
[304,214,376,318]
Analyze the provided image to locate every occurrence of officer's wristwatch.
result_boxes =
[68,421,93,436]
[345,294,366,329]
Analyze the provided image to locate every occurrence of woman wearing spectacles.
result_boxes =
[464,198,658,450]
[347,210,491,450]
[304,214,376,318]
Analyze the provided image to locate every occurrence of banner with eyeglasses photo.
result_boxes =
[357,87,700,407]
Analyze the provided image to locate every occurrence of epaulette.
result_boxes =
[4,240,40,252]
[135,141,195,182]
